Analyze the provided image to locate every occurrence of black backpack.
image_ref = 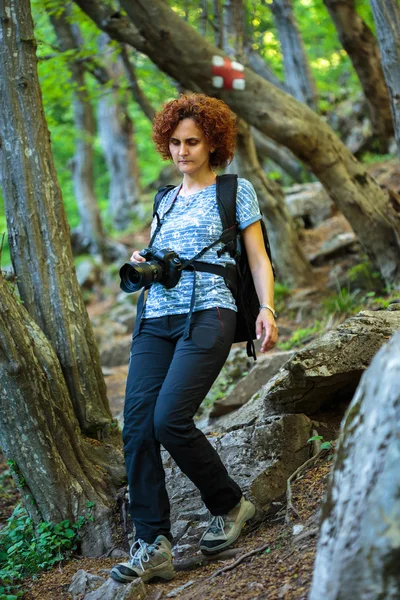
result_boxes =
[152,174,275,360]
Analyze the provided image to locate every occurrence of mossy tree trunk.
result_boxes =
[0,0,112,433]
[74,0,400,290]
[0,276,124,556]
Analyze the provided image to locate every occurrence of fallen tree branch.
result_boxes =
[173,547,243,571]
[208,542,271,580]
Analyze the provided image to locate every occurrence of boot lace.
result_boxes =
[207,515,227,539]
[129,539,158,570]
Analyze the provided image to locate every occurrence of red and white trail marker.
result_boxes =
[211,56,245,90]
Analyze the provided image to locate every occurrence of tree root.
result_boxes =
[285,449,323,525]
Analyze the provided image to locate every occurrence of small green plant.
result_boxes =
[0,504,87,599]
[278,321,322,350]
[347,260,384,292]
[322,286,361,316]
[308,435,334,460]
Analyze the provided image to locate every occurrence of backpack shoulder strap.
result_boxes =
[153,184,175,217]
[216,174,238,230]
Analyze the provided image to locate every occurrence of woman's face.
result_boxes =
[169,118,214,177]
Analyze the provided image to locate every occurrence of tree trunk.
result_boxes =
[0,276,124,556]
[251,127,305,182]
[97,35,140,230]
[74,0,400,289]
[270,0,318,109]
[370,0,400,158]
[324,0,393,152]
[119,45,156,121]
[0,0,112,433]
[213,0,223,49]
[235,120,312,285]
[49,8,107,257]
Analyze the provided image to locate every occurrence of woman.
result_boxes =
[111,94,278,584]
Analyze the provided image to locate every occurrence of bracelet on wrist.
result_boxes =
[259,304,277,319]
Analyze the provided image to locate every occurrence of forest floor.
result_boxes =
[0,446,334,600]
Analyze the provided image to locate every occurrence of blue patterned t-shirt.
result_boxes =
[142,178,262,318]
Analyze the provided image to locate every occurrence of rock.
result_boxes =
[69,570,106,599]
[210,351,293,417]
[104,365,129,418]
[100,334,132,367]
[262,309,400,415]
[108,303,137,332]
[284,182,334,228]
[83,577,147,600]
[163,412,312,552]
[309,232,359,265]
[309,331,400,600]
[76,258,103,289]
[210,392,265,433]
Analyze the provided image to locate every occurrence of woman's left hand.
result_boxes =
[256,309,279,353]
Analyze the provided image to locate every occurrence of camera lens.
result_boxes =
[119,261,163,293]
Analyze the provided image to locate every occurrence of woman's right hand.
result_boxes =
[130,250,146,263]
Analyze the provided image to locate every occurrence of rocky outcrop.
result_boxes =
[261,308,400,415]
[210,351,293,417]
[284,182,334,228]
[309,331,400,600]
[163,411,312,554]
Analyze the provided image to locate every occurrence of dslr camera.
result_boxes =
[119,247,183,293]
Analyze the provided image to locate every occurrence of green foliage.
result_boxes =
[322,286,361,316]
[278,321,323,350]
[0,504,86,599]
[274,282,292,315]
[307,434,334,458]
[347,259,385,291]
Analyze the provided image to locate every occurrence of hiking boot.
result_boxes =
[110,535,175,583]
[199,496,255,555]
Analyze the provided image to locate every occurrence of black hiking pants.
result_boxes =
[123,307,243,543]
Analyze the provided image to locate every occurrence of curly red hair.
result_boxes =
[152,94,237,168]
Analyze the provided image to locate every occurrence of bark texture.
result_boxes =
[235,120,312,285]
[271,0,318,109]
[309,331,400,599]
[49,8,107,257]
[324,0,393,151]
[97,36,140,230]
[0,277,124,556]
[370,0,400,158]
[74,0,400,289]
[0,0,112,433]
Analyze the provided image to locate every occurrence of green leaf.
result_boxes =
[307,435,323,443]
[320,441,333,451]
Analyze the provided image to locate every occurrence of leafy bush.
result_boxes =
[0,504,85,600]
